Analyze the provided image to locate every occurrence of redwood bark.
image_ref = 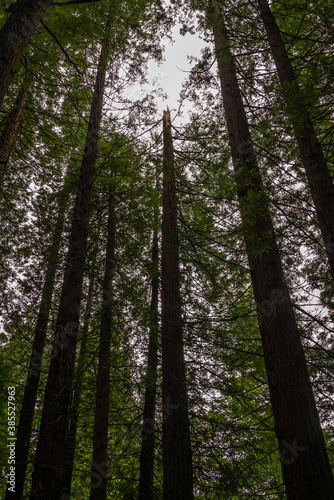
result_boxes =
[0,72,33,188]
[60,274,95,497]
[90,188,116,500]
[161,108,194,500]
[29,21,110,499]
[138,190,159,500]
[258,0,334,278]
[211,2,334,499]
[5,171,71,500]
[0,0,50,109]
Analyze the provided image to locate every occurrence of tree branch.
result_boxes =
[293,302,334,335]
[52,0,102,6]
[40,20,82,76]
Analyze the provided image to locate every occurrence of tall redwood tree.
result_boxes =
[90,187,116,500]
[209,1,334,498]
[60,274,95,498]
[0,0,50,109]
[5,170,71,500]
[0,0,101,108]
[161,108,194,500]
[258,0,334,278]
[138,180,159,500]
[0,72,34,188]
[29,14,111,499]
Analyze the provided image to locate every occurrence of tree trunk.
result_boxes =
[161,108,194,500]
[5,170,71,500]
[60,273,95,497]
[90,187,116,500]
[210,2,334,499]
[258,0,334,278]
[138,182,159,500]
[29,18,110,500]
[0,72,33,188]
[0,0,50,109]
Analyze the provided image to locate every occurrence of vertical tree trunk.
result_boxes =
[60,273,95,497]
[258,0,334,278]
[210,2,334,499]
[138,181,159,500]
[0,72,33,188]
[90,187,116,500]
[161,108,194,500]
[5,170,71,500]
[29,17,111,500]
[0,0,50,109]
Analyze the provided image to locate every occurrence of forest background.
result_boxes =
[0,0,334,498]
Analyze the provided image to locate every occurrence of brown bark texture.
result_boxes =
[29,24,109,500]
[0,72,33,188]
[0,0,50,109]
[5,172,70,500]
[90,188,116,500]
[161,108,194,500]
[138,196,159,500]
[258,0,334,279]
[211,2,334,499]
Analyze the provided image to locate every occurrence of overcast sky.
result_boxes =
[126,24,207,125]
[154,25,206,112]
